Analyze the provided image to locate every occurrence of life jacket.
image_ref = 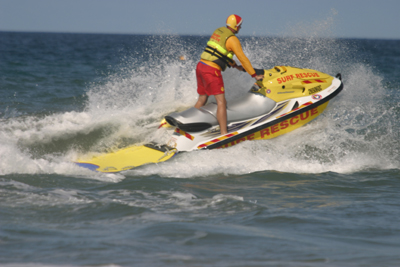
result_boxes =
[200,27,235,71]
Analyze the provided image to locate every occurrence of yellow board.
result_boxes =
[75,144,177,173]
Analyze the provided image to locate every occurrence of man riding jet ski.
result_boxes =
[194,14,264,135]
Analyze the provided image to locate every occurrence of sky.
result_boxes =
[0,0,399,40]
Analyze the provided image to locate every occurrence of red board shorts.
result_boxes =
[196,61,225,96]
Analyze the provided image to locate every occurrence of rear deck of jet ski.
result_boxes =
[165,89,277,133]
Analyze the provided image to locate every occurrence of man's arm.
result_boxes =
[226,36,257,77]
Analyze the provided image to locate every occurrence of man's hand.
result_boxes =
[255,74,264,81]
[234,65,263,80]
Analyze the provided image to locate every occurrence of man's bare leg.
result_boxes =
[214,94,228,135]
[195,94,208,109]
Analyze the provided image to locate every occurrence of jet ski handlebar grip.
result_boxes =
[254,68,264,75]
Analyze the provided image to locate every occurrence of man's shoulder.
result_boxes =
[226,35,240,43]
[225,35,241,51]
[213,26,228,33]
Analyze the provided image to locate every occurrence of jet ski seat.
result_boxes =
[204,92,276,123]
[165,92,276,132]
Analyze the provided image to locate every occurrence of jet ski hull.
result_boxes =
[211,101,329,149]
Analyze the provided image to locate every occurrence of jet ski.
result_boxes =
[75,66,343,172]
[164,65,343,151]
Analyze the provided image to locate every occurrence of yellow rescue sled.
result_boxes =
[75,143,177,173]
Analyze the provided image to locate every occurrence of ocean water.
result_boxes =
[1,28,400,267]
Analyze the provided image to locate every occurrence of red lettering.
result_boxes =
[280,120,289,129]
[260,128,270,138]
[290,116,299,125]
[271,124,279,134]
[311,108,318,116]
[295,73,320,79]
[211,33,221,42]
[278,75,295,84]
[246,133,255,140]
[236,137,246,144]
[300,110,309,120]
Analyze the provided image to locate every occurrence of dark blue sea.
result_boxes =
[1,29,400,267]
